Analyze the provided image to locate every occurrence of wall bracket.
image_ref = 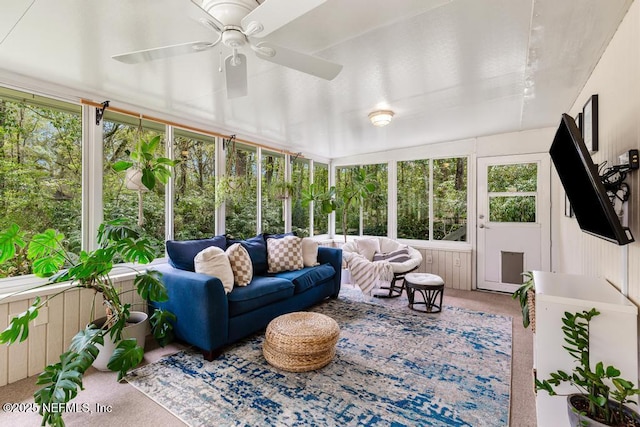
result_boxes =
[95,101,110,125]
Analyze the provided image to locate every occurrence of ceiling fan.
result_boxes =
[112,0,343,98]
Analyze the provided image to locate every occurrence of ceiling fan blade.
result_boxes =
[253,42,342,80]
[189,0,225,33]
[225,53,248,99]
[112,41,215,64]
[241,0,326,38]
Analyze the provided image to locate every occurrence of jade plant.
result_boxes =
[536,308,640,426]
[0,219,175,426]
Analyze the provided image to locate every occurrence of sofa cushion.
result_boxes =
[273,263,336,294]
[166,236,227,272]
[194,246,234,293]
[226,243,253,286]
[267,235,304,273]
[227,276,295,317]
[227,234,268,275]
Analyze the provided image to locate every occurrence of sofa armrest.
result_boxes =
[317,247,342,297]
[151,263,229,353]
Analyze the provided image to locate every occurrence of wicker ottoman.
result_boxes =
[263,312,340,372]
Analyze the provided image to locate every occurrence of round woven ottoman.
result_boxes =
[263,312,340,372]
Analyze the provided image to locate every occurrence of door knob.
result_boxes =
[479,224,485,229]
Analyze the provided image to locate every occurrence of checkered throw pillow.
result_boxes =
[267,235,304,273]
[226,243,253,286]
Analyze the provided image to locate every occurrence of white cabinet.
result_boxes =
[533,270,638,427]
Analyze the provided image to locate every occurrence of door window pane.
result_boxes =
[433,157,467,241]
[313,162,329,235]
[103,113,165,251]
[0,90,82,277]
[261,151,285,234]
[489,196,536,222]
[397,160,430,240]
[488,163,537,192]
[291,158,310,237]
[173,129,216,239]
[224,142,257,239]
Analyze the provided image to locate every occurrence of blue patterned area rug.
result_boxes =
[126,289,512,426]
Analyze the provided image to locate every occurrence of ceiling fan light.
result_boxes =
[368,110,394,127]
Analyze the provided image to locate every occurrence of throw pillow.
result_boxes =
[373,247,411,263]
[226,234,268,275]
[355,238,381,261]
[301,238,320,267]
[225,243,253,286]
[166,236,227,272]
[194,246,234,293]
[267,235,304,273]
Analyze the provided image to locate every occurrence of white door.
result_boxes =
[477,154,550,293]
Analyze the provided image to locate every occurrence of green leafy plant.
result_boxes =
[301,168,377,242]
[536,308,640,426]
[112,134,179,191]
[512,271,534,328]
[0,219,175,427]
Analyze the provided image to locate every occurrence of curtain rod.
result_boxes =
[80,99,304,158]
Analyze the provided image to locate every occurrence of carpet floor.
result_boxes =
[125,288,512,426]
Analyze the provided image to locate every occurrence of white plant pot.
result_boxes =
[340,268,351,285]
[124,168,148,192]
[91,311,148,371]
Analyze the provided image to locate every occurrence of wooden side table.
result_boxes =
[405,273,445,313]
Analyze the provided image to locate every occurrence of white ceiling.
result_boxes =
[0,0,633,158]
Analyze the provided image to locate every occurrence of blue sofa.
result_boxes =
[152,235,342,361]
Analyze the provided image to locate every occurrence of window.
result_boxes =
[0,89,82,277]
[362,164,387,236]
[488,163,537,223]
[291,158,310,237]
[397,160,430,240]
[261,151,285,234]
[335,166,359,237]
[313,162,329,235]
[103,113,166,250]
[397,157,468,242]
[173,129,216,239]
[224,142,257,239]
[433,157,467,241]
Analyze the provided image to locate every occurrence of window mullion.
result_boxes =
[81,105,103,251]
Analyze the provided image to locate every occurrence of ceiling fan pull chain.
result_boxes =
[218,51,223,72]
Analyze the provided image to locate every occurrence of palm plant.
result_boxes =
[0,219,175,427]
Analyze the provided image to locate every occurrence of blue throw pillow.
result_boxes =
[262,232,294,241]
[227,234,269,275]
[166,236,227,272]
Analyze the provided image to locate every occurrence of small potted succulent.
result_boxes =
[535,308,640,426]
[0,219,175,426]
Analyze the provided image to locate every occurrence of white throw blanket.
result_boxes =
[345,253,394,295]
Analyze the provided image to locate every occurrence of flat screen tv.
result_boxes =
[550,113,634,245]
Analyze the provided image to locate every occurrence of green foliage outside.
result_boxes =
[488,163,537,223]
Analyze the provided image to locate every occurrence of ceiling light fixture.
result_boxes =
[368,110,394,127]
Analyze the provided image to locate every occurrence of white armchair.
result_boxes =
[342,237,423,297]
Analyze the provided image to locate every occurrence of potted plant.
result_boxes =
[535,308,640,426]
[512,271,535,329]
[301,167,377,243]
[112,134,179,225]
[0,219,176,426]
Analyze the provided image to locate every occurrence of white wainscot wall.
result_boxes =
[0,277,143,386]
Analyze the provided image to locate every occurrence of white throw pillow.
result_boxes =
[267,235,304,273]
[301,238,320,267]
[194,246,234,293]
[355,238,381,261]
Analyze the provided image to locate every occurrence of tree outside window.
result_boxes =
[397,160,430,240]
[313,162,329,235]
[0,90,82,277]
[291,158,310,237]
[224,142,257,239]
[173,129,216,240]
[433,157,467,241]
[261,151,285,234]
